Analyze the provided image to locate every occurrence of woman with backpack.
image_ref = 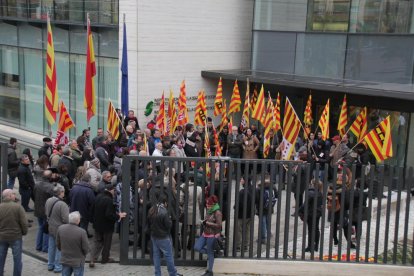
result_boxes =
[194,195,222,276]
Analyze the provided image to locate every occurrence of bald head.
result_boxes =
[2,189,16,201]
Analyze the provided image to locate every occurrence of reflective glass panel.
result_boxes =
[307,0,351,32]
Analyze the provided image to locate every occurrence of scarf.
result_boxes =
[207,203,220,214]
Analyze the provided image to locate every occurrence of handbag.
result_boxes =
[44,199,60,234]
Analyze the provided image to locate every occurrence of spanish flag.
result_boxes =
[363,116,393,162]
[84,14,96,123]
[45,14,59,125]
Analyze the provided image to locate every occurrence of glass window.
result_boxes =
[70,27,99,55]
[349,0,414,33]
[0,23,18,46]
[345,35,414,84]
[0,46,20,125]
[19,48,44,133]
[55,0,69,21]
[29,0,41,19]
[100,0,118,25]
[85,0,99,23]
[69,0,84,22]
[19,23,43,49]
[254,0,307,31]
[252,31,296,74]
[53,27,69,52]
[99,29,118,58]
[51,52,70,135]
[295,33,346,79]
[307,0,351,32]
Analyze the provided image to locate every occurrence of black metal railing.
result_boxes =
[120,156,414,266]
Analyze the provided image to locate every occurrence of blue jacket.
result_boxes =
[69,181,96,222]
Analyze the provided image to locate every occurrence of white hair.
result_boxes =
[68,211,81,224]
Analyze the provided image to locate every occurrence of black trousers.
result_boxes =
[306,216,321,250]
[91,231,113,262]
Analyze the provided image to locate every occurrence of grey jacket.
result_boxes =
[57,223,90,267]
[45,197,69,238]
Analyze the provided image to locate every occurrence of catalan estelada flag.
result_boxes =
[167,89,178,135]
[156,91,166,134]
[263,94,274,158]
[252,84,265,125]
[303,94,312,126]
[228,80,241,115]
[214,77,223,117]
[337,95,348,136]
[177,80,188,125]
[281,97,301,160]
[107,100,122,140]
[241,80,250,129]
[194,90,207,126]
[84,15,96,123]
[318,99,330,141]
[55,101,75,145]
[45,14,59,125]
[349,107,367,142]
[273,92,281,133]
[363,116,393,162]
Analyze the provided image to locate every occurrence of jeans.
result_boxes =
[7,175,16,190]
[48,235,62,272]
[62,264,84,276]
[260,215,270,242]
[194,235,216,272]
[0,239,23,276]
[151,237,177,276]
[36,217,49,252]
[19,188,31,211]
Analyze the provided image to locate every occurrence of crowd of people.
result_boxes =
[1,109,381,276]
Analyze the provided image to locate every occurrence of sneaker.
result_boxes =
[89,261,95,268]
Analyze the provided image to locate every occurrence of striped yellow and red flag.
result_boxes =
[107,100,122,140]
[45,14,59,125]
[251,84,265,125]
[167,89,178,135]
[54,101,75,145]
[274,92,281,133]
[250,86,258,113]
[177,80,189,125]
[228,80,241,115]
[349,107,367,142]
[218,98,229,132]
[241,80,250,129]
[228,116,233,132]
[194,90,207,126]
[304,94,312,126]
[156,91,166,134]
[214,77,223,117]
[363,116,393,162]
[281,97,301,160]
[337,95,348,136]
[212,123,222,156]
[317,99,330,141]
[84,15,96,123]
[263,94,274,158]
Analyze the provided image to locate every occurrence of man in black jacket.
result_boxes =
[17,155,35,212]
[148,193,182,276]
[7,137,19,190]
[38,137,53,159]
[58,148,77,186]
[89,185,126,267]
[235,177,254,251]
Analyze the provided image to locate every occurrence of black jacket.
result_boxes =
[298,188,323,220]
[69,181,96,222]
[58,156,77,185]
[92,190,119,233]
[227,134,244,158]
[38,143,53,159]
[95,146,110,172]
[17,163,35,190]
[236,185,254,219]
[184,133,199,157]
[34,178,54,219]
[148,203,172,239]
[7,145,19,177]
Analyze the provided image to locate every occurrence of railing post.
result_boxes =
[119,155,132,264]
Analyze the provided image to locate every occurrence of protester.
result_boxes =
[148,192,182,276]
[194,195,222,276]
[227,126,243,159]
[235,177,254,252]
[17,154,35,212]
[38,137,53,158]
[57,211,90,276]
[45,184,69,273]
[7,137,19,190]
[0,189,28,276]
[50,144,64,168]
[85,158,102,192]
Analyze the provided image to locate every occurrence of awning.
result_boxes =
[201,69,414,102]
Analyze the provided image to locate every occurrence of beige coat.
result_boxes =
[242,135,260,159]
[179,181,202,225]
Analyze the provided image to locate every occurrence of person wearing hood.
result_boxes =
[85,158,102,192]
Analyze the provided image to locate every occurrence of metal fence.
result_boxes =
[120,156,414,266]
[0,142,8,195]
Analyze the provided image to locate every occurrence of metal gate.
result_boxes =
[120,155,414,266]
[0,142,8,195]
